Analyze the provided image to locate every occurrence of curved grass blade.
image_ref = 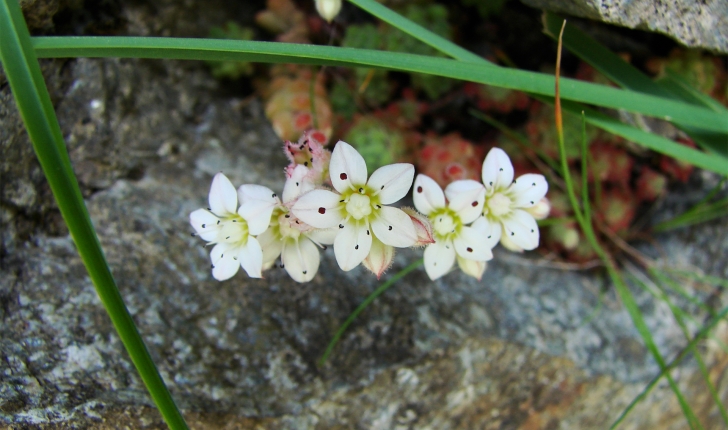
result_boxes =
[30,36,728,136]
[542,12,728,158]
[319,259,423,366]
[553,24,700,429]
[0,1,188,428]
[347,0,488,64]
[610,306,728,429]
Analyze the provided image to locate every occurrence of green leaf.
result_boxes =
[30,36,728,136]
[0,1,188,428]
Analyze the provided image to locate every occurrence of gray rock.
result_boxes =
[2,53,727,429]
[520,0,728,54]
[2,0,727,428]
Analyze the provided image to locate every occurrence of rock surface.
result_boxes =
[2,0,728,429]
[520,0,728,54]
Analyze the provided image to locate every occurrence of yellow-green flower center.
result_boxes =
[340,186,381,222]
[429,208,461,241]
[218,215,249,244]
[486,192,512,218]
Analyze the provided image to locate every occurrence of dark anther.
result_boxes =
[467,247,473,253]
[359,188,364,193]
[191,233,196,237]
[339,224,344,229]
[302,270,307,275]
[499,168,503,171]
[202,224,206,228]
[471,201,478,207]
[489,182,493,186]
[417,186,423,193]
[366,230,370,235]
[531,229,534,233]
[217,220,220,225]
[295,220,300,224]
[272,193,277,198]
[296,182,299,186]
[340,199,345,203]
[388,226,392,230]
[318,207,326,214]
[340,173,347,180]
[355,245,359,250]
[380,185,384,190]
[510,232,514,236]
[376,205,381,209]
[530,201,534,204]
[304,162,308,167]
[532,182,536,186]
[285,214,290,218]
[226,236,230,239]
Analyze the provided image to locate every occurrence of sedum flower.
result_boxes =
[256,165,334,283]
[480,147,548,251]
[292,141,417,272]
[190,173,271,281]
[315,0,342,23]
[413,174,497,280]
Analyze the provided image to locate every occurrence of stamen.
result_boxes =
[355,245,359,250]
[471,201,477,207]
[202,224,206,228]
[272,193,277,198]
[304,162,308,167]
[417,186,423,193]
[285,214,290,218]
[340,173,347,180]
[318,207,326,214]
[359,188,363,193]
[303,270,307,274]
[217,220,220,225]
[388,226,392,230]
[466,247,473,253]
[339,224,344,229]
[366,229,370,235]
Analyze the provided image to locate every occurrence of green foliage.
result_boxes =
[344,116,407,173]
[461,0,508,18]
[207,21,255,79]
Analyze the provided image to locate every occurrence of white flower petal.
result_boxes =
[306,228,337,246]
[291,189,344,229]
[371,206,417,248]
[237,184,279,235]
[457,255,487,281]
[190,209,221,241]
[282,165,315,203]
[445,180,486,224]
[329,140,368,193]
[481,147,514,192]
[282,237,320,283]
[424,240,456,281]
[501,209,540,251]
[333,221,372,271]
[239,237,264,278]
[257,229,283,270]
[412,174,445,215]
[510,173,549,208]
[453,226,494,261]
[210,243,240,281]
[471,216,501,250]
[367,163,415,205]
[209,173,238,216]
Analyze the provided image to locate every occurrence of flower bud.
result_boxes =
[401,207,435,247]
[315,0,342,23]
[526,197,551,220]
[363,236,394,280]
[457,255,487,281]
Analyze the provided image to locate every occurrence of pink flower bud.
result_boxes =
[401,207,435,247]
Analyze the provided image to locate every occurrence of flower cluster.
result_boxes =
[190,134,548,283]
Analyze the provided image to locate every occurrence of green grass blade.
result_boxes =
[30,36,728,135]
[347,0,488,64]
[542,13,728,158]
[632,270,727,427]
[319,259,423,366]
[0,2,188,428]
[652,197,728,232]
[611,305,728,429]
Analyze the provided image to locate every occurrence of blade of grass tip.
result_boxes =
[542,12,728,159]
[629,269,726,428]
[346,0,489,65]
[319,258,423,366]
[553,23,701,430]
[611,305,728,429]
[652,197,728,233]
[0,1,188,428]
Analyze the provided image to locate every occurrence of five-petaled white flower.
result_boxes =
[413,174,498,280]
[292,141,417,271]
[480,147,548,251]
[256,165,335,283]
[190,173,274,281]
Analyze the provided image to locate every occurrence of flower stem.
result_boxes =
[318,258,424,366]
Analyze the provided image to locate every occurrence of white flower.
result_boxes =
[480,147,549,251]
[413,174,497,280]
[255,165,334,283]
[315,0,342,23]
[292,141,417,272]
[189,173,271,281]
